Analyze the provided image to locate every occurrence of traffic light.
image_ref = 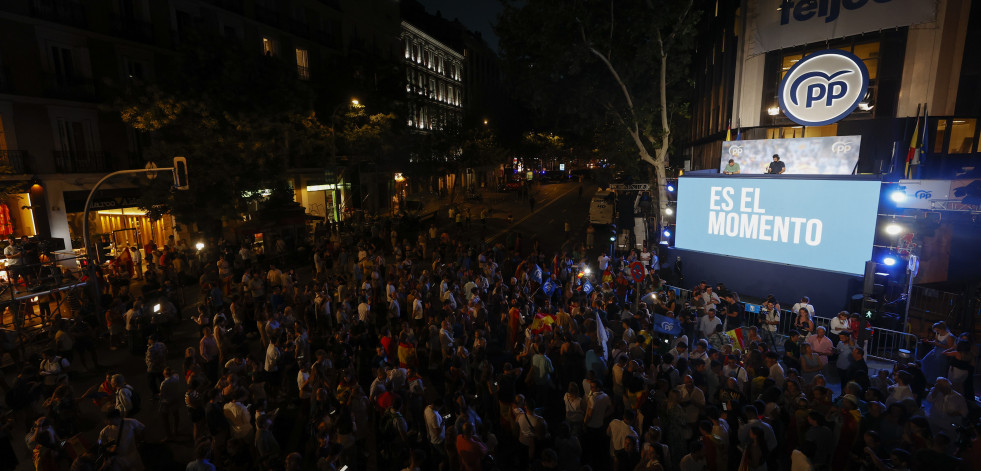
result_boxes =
[173,156,189,190]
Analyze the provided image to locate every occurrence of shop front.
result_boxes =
[62,188,176,258]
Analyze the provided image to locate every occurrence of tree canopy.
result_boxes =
[497,0,699,219]
[113,33,330,231]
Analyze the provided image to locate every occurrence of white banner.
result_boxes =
[720,136,861,175]
[748,0,937,56]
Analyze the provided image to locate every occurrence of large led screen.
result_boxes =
[720,136,860,175]
[675,176,881,274]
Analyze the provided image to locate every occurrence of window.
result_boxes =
[121,56,145,81]
[56,119,94,158]
[296,48,310,80]
[262,36,278,56]
[948,119,977,154]
[931,118,946,154]
[803,124,838,138]
[51,46,77,84]
[765,126,805,139]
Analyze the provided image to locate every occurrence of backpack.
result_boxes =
[125,385,142,416]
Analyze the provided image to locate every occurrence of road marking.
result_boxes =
[486,184,582,243]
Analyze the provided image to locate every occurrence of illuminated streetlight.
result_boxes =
[351,99,360,106]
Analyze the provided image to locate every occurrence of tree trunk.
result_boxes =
[655,50,671,228]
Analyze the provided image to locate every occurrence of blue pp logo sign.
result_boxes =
[779,50,869,127]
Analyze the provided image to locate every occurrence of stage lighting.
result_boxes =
[884,223,903,235]
[882,255,897,266]
[889,191,906,203]
[665,208,674,215]
[667,184,676,192]
[663,230,671,237]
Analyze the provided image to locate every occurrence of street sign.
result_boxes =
[145,161,158,180]
[629,261,646,283]
[609,183,650,191]
[173,156,189,190]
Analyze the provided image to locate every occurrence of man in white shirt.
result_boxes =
[606,410,639,457]
[223,393,253,440]
[357,298,371,323]
[700,287,720,313]
[424,398,445,447]
[597,253,610,271]
[792,296,815,318]
[699,309,723,338]
[98,409,146,470]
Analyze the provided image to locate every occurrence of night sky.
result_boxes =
[418,0,503,51]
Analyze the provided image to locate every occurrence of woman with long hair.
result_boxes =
[920,321,955,384]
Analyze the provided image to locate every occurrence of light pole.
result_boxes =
[82,158,188,314]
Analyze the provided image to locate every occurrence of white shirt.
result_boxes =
[769,362,786,387]
[223,401,253,439]
[606,419,638,453]
[699,315,722,337]
[424,405,444,445]
[829,316,850,335]
[792,302,815,318]
[264,343,280,372]
[598,254,610,271]
[357,302,371,322]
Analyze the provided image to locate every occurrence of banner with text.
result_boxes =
[747,0,936,56]
[720,136,860,175]
[675,176,880,274]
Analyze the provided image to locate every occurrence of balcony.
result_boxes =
[0,151,31,174]
[44,74,96,101]
[110,13,154,44]
[297,65,310,80]
[54,151,111,173]
[30,0,86,28]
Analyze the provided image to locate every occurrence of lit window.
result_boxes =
[948,119,977,154]
[295,48,310,80]
[262,36,278,56]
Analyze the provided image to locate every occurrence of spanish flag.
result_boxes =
[726,328,745,351]
[905,105,922,178]
[530,312,556,334]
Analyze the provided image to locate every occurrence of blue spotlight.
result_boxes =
[667,184,676,192]
[882,255,898,266]
[889,190,906,203]
[663,230,671,237]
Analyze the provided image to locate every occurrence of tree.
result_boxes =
[112,33,330,233]
[497,0,699,222]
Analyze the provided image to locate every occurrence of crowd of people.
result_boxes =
[4,221,981,471]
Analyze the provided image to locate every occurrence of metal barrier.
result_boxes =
[865,326,918,363]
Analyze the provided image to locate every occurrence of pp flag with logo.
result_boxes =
[652,314,682,336]
[581,279,594,295]
[726,328,745,351]
[531,264,543,284]
[542,278,555,297]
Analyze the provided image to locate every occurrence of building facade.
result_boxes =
[400,21,464,132]
[0,0,400,255]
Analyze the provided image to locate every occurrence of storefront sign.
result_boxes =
[779,50,868,126]
[748,0,936,55]
[721,136,861,175]
[63,189,142,213]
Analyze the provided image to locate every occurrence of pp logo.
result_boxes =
[660,321,675,333]
[728,146,743,156]
[914,190,932,200]
[778,50,869,127]
[831,141,852,153]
